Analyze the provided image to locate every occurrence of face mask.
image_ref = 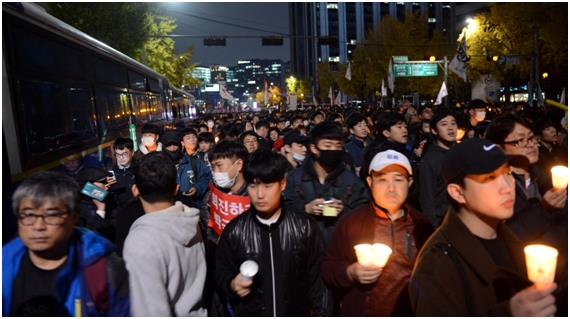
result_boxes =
[165,149,181,162]
[316,148,344,171]
[212,162,238,189]
[141,136,155,147]
[292,153,305,162]
[207,121,215,129]
[475,111,486,122]
[303,120,309,127]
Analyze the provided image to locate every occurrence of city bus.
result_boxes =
[3,3,177,183]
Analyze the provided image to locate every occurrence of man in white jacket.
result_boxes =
[123,152,207,316]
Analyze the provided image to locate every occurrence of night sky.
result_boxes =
[159,2,291,67]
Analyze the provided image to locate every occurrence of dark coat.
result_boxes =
[215,203,326,316]
[418,142,450,226]
[409,209,531,316]
[321,203,433,316]
[283,156,370,244]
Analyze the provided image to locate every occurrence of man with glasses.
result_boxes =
[3,172,129,316]
[485,114,567,239]
[485,115,567,315]
[108,137,135,205]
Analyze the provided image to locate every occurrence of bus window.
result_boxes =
[95,88,130,137]
[95,58,128,88]
[128,71,146,91]
[18,80,97,159]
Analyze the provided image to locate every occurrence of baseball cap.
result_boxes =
[368,150,413,176]
[442,138,523,184]
[283,130,308,146]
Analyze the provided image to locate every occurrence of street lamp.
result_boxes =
[429,56,436,62]
[542,72,549,79]
[465,17,479,39]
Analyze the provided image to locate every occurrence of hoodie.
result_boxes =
[123,201,207,316]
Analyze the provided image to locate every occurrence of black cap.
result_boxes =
[160,130,180,147]
[467,99,487,109]
[442,138,519,184]
[283,130,308,146]
[141,123,161,135]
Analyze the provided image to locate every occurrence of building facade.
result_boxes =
[290,2,456,82]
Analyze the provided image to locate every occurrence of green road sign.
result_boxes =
[393,63,438,77]
[392,55,409,63]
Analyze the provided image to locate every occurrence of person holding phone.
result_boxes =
[76,167,117,241]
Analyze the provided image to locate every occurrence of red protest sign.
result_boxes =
[208,183,251,236]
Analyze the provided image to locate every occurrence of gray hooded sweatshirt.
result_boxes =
[123,201,207,316]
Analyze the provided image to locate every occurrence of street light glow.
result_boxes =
[429,56,436,62]
[465,17,479,39]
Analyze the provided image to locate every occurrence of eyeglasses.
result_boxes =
[503,135,539,148]
[18,210,69,226]
[115,152,131,159]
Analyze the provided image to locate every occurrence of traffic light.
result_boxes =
[204,37,226,46]
[261,37,284,46]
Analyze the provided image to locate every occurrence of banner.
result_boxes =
[387,59,395,93]
[208,183,251,236]
[264,80,269,105]
[449,33,469,82]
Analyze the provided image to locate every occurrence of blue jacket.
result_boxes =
[177,153,212,199]
[3,228,129,316]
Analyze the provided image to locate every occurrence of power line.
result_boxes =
[167,8,289,36]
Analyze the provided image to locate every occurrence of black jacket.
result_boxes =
[418,142,450,226]
[215,203,327,316]
[283,156,370,244]
[108,165,135,206]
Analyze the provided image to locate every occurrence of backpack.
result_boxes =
[84,256,109,314]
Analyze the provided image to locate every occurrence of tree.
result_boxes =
[48,3,151,58]
[316,63,335,100]
[47,3,200,88]
[135,15,198,88]
[255,86,282,106]
[465,3,567,88]
[319,13,455,101]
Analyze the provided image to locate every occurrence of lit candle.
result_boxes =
[524,244,558,287]
[354,244,374,266]
[551,166,568,190]
[372,243,393,268]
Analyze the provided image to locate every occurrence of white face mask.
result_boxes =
[303,120,309,127]
[141,136,155,147]
[292,153,305,162]
[212,162,238,189]
[207,121,215,129]
[475,111,486,122]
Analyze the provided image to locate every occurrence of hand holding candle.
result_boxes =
[354,243,392,267]
[524,244,558,288]
[551,165,568,190]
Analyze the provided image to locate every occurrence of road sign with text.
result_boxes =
[393,63,438,77]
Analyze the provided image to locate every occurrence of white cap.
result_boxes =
[368,150,412,175]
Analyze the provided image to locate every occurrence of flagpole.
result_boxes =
[444,56,448,108]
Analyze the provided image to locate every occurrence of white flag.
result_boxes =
[313,95,318,106]
[449,34,468,82]
[345,62,352,80]
[387,59,395,93]
[334,91,342,106]
[381,79,387,97]
[328,87,334,105]
[263,81,269,105]
[219,84,235,101]
[434,82,448,105]
[560,88,566,105]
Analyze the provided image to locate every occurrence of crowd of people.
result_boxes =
[3,99,568,316]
